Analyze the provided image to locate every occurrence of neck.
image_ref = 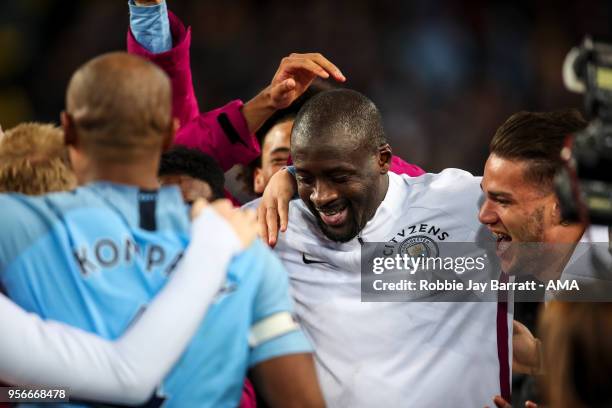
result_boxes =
[78,160,161,190]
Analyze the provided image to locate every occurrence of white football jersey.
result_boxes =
[274,170,512,408]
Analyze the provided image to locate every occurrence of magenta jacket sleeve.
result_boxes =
[127,11,261,171]
[389,156,425,177]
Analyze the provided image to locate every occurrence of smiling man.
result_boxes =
[291,90,391,242]
[478,109,607,279]
[264,89,507,407]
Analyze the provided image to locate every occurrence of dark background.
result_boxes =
[0,0,610,174]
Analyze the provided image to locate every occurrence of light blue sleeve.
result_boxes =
[247,241,312,367]
[128,0,172,53]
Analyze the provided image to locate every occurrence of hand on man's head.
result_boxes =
[268,53,345,110]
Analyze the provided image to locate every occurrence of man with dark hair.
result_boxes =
[253,88,503,407]
[479,109,608,277]
[159,146,225,203]
[481,111,611,408]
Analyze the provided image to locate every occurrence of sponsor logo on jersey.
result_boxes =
[302,253,328,265]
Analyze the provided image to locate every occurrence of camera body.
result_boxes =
[555,38,612,225]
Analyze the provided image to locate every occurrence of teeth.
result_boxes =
[319,206,346,216]
[494,232,511,241]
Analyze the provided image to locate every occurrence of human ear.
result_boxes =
[61,111,77,147]
[377,143,392,173]
[254,167,265,194]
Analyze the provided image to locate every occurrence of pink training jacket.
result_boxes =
[127,12,260,173]
[127,12,424,179]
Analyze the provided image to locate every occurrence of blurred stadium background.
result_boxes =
[0,0,610,175]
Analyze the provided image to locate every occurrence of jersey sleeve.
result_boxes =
[246,241,312,367]
[0,207,240,405]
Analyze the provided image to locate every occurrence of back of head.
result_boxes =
[489,109,587,189]
[540,301,612,408]
[66,52,172,162]
[291,88,386,153]
[0,122,77,194]
[159,146,225,201]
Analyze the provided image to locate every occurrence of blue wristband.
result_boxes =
[284,165,297,178]
[129,0,172,53]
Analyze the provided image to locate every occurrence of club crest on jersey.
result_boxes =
[398,235,439,258]
[381,223,448,257]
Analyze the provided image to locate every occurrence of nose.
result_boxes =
[478,199,498,226]
[310,179,339,208]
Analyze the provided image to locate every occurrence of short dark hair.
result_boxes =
[489,109,587,188]
[159,146,225,200]
[292,88,386,153]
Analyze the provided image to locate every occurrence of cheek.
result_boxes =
[267,164,285,178]
[297,184,313,203]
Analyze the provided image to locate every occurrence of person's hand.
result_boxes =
[512,320,541,375]
[243,53,345,133]
[267,52,345,110]
[257,168,297,247]
[192,199,258,249]
[485,396,538,408]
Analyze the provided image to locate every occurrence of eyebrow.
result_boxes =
[270,147,291,155]
[480,184,514,200]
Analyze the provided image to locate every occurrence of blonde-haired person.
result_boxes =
[0,122,76,194]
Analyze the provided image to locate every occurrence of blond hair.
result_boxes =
[0,122,77,195]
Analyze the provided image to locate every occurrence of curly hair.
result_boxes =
[159,146,225,201]
[0,122,77,195]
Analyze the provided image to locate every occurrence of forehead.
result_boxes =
[263,121,292,153]
[293,140,371,171]
[482,155,541,197]
[159,174,204,186]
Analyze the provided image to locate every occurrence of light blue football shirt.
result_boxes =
[0,182,310,407]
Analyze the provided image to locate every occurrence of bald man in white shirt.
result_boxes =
[251,89,510,407]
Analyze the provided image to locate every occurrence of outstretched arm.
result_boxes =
[127,1,345,171]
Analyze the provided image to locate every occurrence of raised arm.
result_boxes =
[0,200,257,405]
[127,1,345,170]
